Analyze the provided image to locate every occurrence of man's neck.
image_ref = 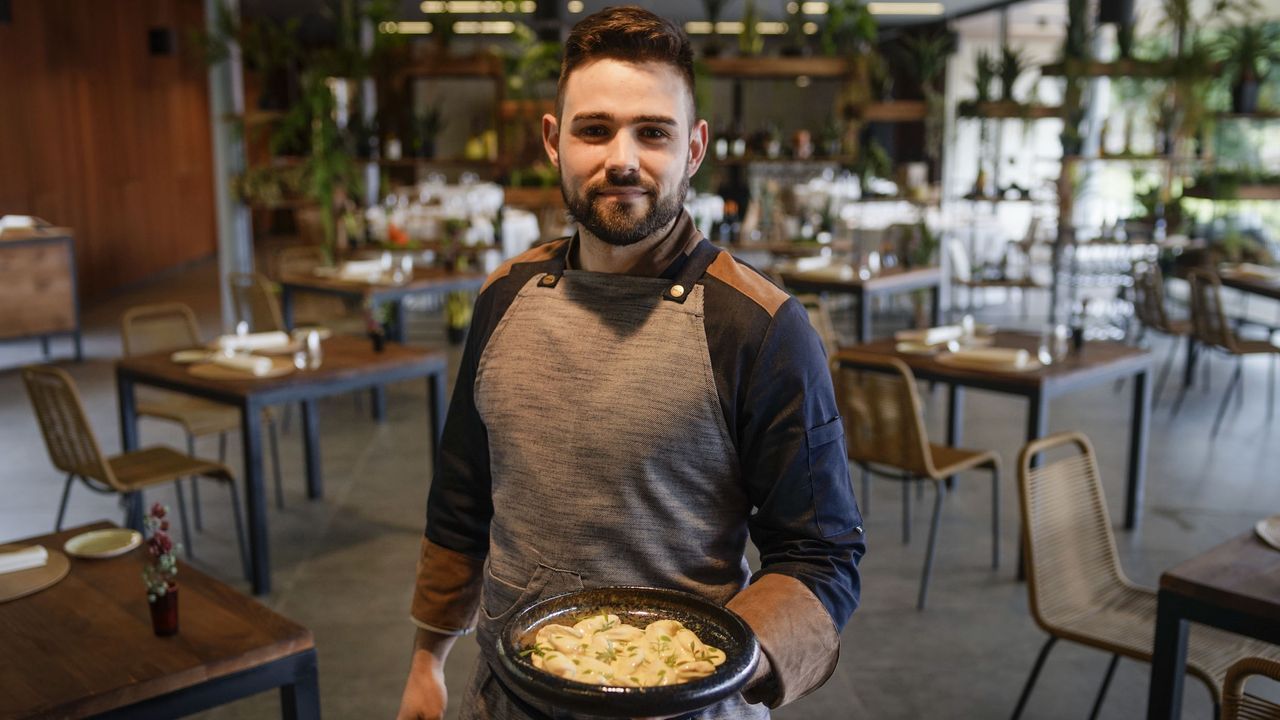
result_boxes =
[576,215,682,276]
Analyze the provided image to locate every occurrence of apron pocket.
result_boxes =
[806,415,861,538]
[481,561,584,623]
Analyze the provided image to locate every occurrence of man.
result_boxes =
[397,7,864,719]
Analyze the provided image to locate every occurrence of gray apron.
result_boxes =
[460,262,768,720]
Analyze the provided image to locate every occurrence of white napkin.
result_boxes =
[212,353,274,376]
[794,256,835,272]
[950,347,1031,368]
[0,545,48,575]
[215,331,290,352]
[896,325,963,345]
[338,260,387,281]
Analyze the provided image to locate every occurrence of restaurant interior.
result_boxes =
[3,0,1280,718]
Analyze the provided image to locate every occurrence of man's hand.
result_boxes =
[396,628,457,720]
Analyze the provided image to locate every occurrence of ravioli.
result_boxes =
[523,613,727,687]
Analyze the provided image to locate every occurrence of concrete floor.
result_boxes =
[1,259,1278,719]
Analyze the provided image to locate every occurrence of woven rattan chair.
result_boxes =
[121,303,285,521]
[1011,432,1280,720]
[800,294,841,357]
[1171,269,1280,435]
[21,365,248,577]
[228,272,287,333]
[832,352,1000,610]
[1132,262,1191,402]
[1223,657,1280,720]
[273,246,350,327]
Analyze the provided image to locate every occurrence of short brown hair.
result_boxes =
[556,6,696,121]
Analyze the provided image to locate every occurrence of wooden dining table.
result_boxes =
[0,522,318,719]
[1147,529,1280,719]
[116,335,447,595]
[278,266,486,343]
[778,265,943,344]
[835,331,1152,532]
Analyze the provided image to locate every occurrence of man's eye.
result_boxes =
[579,126,609,137]
[640,127,670,139]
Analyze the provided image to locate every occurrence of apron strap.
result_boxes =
[662,239,722,305]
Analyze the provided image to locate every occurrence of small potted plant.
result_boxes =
[1212,24,1280,114]
[143,503,180,636]
[998,45,1027,103]
[444,291,473,345]
[364,300,390,352]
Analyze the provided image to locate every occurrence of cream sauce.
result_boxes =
[524,614,727,687]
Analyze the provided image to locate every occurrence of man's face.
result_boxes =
[543,58,707,246]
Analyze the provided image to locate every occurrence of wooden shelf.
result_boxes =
[396,52,504,81]
[957,101,1062,119]
[379,157,500,168]
[1041,58,1174,79]
[499,99,555,120]
[1062,154,1176,163]
[502,186,564,208]
[1184,184,1280,201]
[711,155,853,166]
[703,56,852,79]
[850,101,927,122]
[225,111,286,127]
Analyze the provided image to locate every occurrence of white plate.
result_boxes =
[63,529,142,559]
[936,352,1043,373]
[1256,515,1280,551]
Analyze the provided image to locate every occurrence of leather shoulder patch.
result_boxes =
[705,251,789,317]
[481,239,569,294]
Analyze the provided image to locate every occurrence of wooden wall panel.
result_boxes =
[0,0,216,300]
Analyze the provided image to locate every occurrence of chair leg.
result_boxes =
[282,403,294,434]
[917,481,947,610]
[225,479,251,582]
[1211,360,1243,437]
[187,434,203,533]
[1269,355,1276,423]
[173,480,194,560]
[218,431,227,463]
[1010,636,1058,720]
[55,473,75,531]
[902,475,912,545]
[860,466,870,516]
[1087,654,1120,720]
[1153,335,1178,404]
[268,418,285,511]
[990,465,1000,570]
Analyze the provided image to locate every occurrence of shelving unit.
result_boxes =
[957,102,1062,120]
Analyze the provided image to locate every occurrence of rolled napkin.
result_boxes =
[0,545,48,575]
[215,331,290,353]
[895,325,963,346]
[338,259,387,281]
[948,347,1032,368]
[212,353,274,377]
[794,256,833,272]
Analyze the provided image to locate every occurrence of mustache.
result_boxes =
[585,170,656,198]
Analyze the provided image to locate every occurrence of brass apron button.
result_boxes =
[669,284,685,298]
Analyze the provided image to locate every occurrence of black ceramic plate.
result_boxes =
[495,586,760,718]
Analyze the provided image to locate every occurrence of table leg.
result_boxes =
[1017,390,1049,581]
[1147,589,1189,720]
[857,289,872,344]
[280,288,296,331]
[429,370,447,456]
[301,400,323,500]
[280,650,321,720]
[118,373,139,453]
[40,335,50,358]
[370,388,386,422]
[1126,369,1151,531]
[391,300,407,344]
[1182,336,1198,389]
[73,330,83,362]
[241,403,271,596]
[930,286,941,329]
[946,385,965,490]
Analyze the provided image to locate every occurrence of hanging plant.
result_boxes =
[998,45,1027,103]
[973,49,997,104]
[900,33,954,162]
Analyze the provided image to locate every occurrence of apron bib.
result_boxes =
[461,265,767,719]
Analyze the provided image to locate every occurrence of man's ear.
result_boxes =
[542,113,560,169]
[686,118,709,178]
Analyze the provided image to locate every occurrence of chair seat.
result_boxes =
[107,447,233,490]
[1234,338,1280,355]
[928,445,999,478]
[956,278,1043,290]
[1042,584,1280,703]
[136,388,274,436]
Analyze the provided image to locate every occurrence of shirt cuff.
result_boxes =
[410,537,485,634]
[727,572,841,708]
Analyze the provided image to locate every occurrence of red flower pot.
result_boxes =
[149,585,179,636]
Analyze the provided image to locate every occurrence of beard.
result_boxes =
[562,167,688,247]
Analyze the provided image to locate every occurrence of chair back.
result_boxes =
[1222,656,1280,720]
[1016,432,1132,635]
[1132,263,1174,334]
[21,366,118,489]
[831,352,934,477]
[1188,269,1237,352]
[228,272,286,332]
[121,302,202,356]
[274,245,329,279]
[798,295,840,357]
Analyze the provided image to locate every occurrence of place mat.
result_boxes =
[1256,515,1280,551]
[0,546,70,603]
[936,350,1042,373]
[189,356,295,380]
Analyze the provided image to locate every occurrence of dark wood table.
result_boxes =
[278,267,486,343]
[0,522,318,719]
[1220,269,1280,303]
[116,335,447,595]
[1147,531,1280,719]
[835,331,1152,531]
[778,265,943,343]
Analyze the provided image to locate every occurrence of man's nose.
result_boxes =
[605,131,639,175]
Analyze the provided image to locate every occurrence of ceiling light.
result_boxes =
[867,2,944,15]
[786,1,800,12]
[419,0,532,12]
[381,20,434,33]
[567,0,583,11]
[714,21,745,34]
[685,21,713,34]
[757,21,788,35]
[801,2,828,13]
[454,20,517,33]
[520,1,535,11]
[802,21,819,34]
[796,75,812,88]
